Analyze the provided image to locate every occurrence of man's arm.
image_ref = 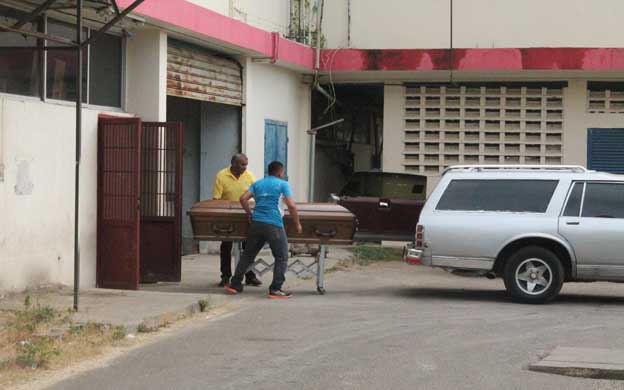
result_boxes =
[240,191,254,223]
[283,196,302,234]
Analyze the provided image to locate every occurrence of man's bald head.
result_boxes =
[230,153,249,177]
[231,153,248,164]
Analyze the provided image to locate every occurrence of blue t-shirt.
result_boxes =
[249,176,293,228]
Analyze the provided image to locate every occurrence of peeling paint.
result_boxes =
[14,160,34,195]
[322,48,624,72]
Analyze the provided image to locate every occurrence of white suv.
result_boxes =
[404,165,624,304]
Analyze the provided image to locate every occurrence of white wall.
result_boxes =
[187,0,291,35]
[126,29,167,121]
[563,80,624,168]
[382,84,404,172]
[323,0,624,49]
[243,60,311,200]
[454,0,624,49]
[383,78,624,196]
[0,96,122,290]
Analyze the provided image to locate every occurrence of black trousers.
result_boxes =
[220,241,256,282]
[231,222,289,291]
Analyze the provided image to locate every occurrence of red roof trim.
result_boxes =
[119,2,624,72]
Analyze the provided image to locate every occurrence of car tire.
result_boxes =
[503,246,564,304]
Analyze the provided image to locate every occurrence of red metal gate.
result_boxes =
[97,117,142,290]
[139,122,183,282]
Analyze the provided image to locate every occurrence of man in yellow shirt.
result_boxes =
[213,154,262,287]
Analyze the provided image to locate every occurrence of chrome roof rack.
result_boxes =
[442,165,589,175]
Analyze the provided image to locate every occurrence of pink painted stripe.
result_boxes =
[275,36,315,69]
[118,0,314,69]
[118,2,624,72]
[320,48,624,72]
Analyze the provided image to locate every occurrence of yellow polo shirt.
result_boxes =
[213,167,256,201]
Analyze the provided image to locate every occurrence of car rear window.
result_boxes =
[436,179,559,213]
[341,173,426,199]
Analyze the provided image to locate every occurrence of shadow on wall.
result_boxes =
[313,145,349,202]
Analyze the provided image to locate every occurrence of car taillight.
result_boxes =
[416,224,424,248]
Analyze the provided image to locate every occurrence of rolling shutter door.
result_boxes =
[588,128,624,174]
[167,40,242,106]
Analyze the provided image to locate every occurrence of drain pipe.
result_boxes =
[308,0,325,201]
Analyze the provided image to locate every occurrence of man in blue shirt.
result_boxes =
[225,161,302,298]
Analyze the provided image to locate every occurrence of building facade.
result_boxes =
[317,0,624,196]
[0,0,313,290]
[2,0,624,290]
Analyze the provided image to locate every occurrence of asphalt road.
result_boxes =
[47,263,624,390]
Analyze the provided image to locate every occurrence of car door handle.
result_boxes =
[566,221,580,225]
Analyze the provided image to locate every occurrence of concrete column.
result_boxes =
[125,29,167,121]
[382,84,405,172]
[0,98,4,182]
[562,80,588,167]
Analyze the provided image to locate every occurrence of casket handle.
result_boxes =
[314,228,337,238]
[212,224,235,234]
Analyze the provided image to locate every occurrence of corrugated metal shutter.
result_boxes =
[588,128,624,173]
[167,40,242,106]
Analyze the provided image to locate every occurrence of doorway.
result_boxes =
[264,120,288,177]
[311,84,384,201]
[167,96,241,255]
[96,117,183,290]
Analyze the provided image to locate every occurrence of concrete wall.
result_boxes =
[125,29,167,121]
[243,60,311,201]
[0,97,122,290]
[563,80,624,168]
[199,102,241,200]
[323,0,624,49]
[187,0,290,35]
[323,0,449,49]
[167,96,201,255]
[382,79,624,197]
[382,84,404,172]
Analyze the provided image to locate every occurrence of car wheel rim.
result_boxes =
[514,258,553,296]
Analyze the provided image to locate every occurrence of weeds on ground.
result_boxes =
[136,323,155,333]
[198,299,210,313]
[350,244,404,266]
[0,295,130,389]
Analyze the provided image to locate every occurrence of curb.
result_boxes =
[529,363,624,380]
[130,301,201,334]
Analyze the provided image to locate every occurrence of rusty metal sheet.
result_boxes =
[167,41,242,106]
[166,63,241,86]
[166,78,242,99]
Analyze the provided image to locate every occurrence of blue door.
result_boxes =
[264,120,288,177]
[588,128,624,174]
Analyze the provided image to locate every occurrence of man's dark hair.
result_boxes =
[268,161,284,176]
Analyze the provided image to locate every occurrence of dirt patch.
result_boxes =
[326,245,403,273]
[0,297,129,389]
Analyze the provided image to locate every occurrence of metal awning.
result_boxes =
[0,0,147,310]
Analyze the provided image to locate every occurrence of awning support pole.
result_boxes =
[73,0,83,311]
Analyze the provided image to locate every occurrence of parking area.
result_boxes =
[47,261,624,390]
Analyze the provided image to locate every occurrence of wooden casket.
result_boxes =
[188,200,355,245]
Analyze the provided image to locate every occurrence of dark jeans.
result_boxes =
[231,222,289,291]
[220,241,256,282]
